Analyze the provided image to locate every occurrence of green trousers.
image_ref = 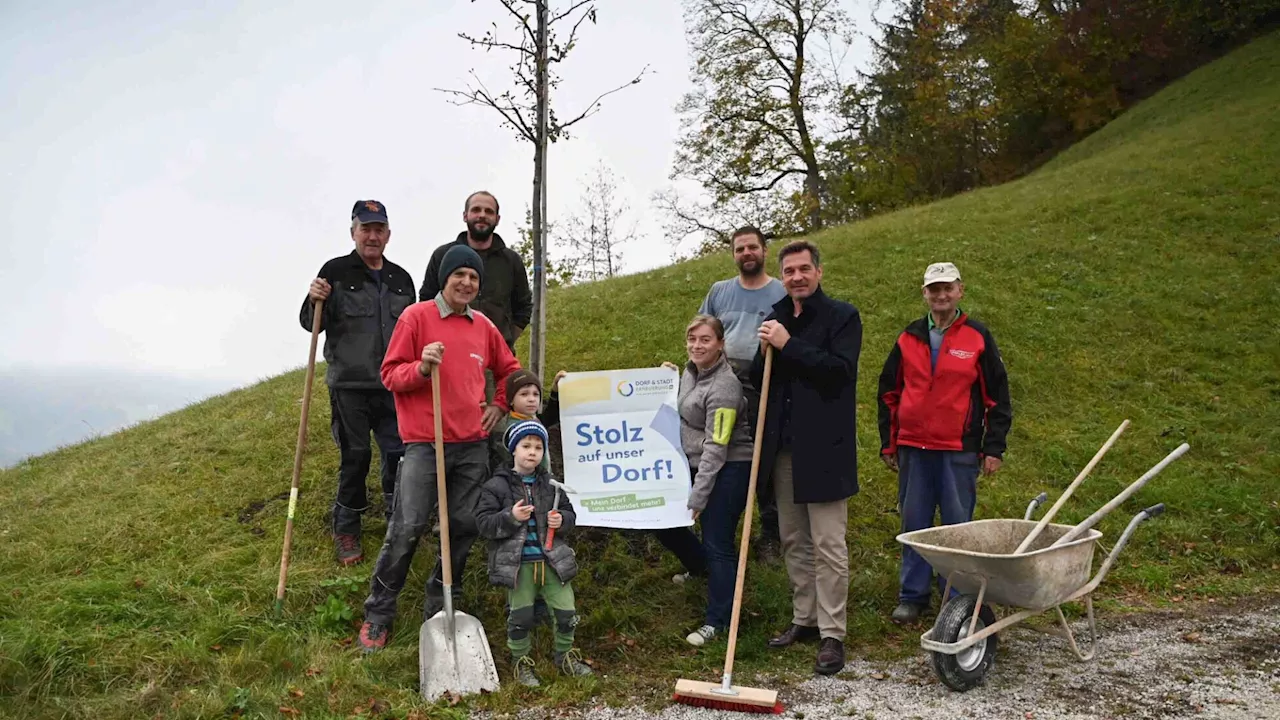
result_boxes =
[507,561,577,656]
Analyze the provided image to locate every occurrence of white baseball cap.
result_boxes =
[922,261,962,287]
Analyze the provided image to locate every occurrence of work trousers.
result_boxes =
[363,441,487,624]
[329,387,403,535]
[774,450,850,640]
[897,447,978,605]
[506,563,578,657]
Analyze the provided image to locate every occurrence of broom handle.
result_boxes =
[433,366,453,588]
[723,345,773,681]
[275,299,324,613]
[1014,419,1129,554]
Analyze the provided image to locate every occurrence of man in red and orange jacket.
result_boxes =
[877,261,1012,624]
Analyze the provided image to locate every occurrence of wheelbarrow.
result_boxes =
[897,441,1189,691]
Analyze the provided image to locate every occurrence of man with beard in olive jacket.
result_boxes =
[301,200,416,567]
[419,191,532,351]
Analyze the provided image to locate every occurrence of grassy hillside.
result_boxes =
[3,30,1279,720]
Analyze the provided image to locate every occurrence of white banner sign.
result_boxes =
[556,367,692,529]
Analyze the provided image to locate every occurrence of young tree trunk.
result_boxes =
[530,0,550,383]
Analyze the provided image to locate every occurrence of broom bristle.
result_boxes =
[672,692,784,714]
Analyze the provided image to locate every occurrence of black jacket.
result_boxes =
[750,287,862,504]
[419,233,533,348]
[299,252,416,390]
[474,466,579,588]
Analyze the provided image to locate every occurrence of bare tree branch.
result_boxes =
[556,65,650,135]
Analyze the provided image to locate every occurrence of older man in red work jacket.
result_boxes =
[877,261,1012,625]
[358,244,522,652]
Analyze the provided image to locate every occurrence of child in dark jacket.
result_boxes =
[490,368,566,474]
[475,419,592,687]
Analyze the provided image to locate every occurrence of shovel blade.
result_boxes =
[419,610,500,700]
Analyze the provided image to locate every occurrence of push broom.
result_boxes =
[673,345,783,714]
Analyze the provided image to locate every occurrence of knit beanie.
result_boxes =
[505,369,542,403]
[506,419,549,454]
[438,245,485,289]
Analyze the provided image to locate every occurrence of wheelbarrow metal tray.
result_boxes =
[897,519,1102,611]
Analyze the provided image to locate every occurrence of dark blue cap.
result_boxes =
[351,199,389,225]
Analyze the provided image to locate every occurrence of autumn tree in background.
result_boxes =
[562,162,635,282]
[822,0,1278,220]
[664,0,852,253]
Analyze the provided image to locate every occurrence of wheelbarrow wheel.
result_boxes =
[930,594,999,692]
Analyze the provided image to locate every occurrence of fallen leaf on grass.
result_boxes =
[278,707,300,717]
[1172,596,1184,603]
[210,645,223,652]
[288,688,305,698]
[625,638,636,647]
[1182,632,1204,643]
[446,691,463,706]
[871,672,887,680]
[305,666,323,677]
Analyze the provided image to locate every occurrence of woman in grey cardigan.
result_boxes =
[662,314,755,647]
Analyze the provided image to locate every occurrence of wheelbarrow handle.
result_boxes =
[1051,443,1189,548]
[1024,492,1050,521]
[1071,503,1169,601]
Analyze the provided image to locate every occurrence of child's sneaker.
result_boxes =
[357,621,389,653]
[685,624,718,646]
[555,649,594,677]
[513,655,540,687]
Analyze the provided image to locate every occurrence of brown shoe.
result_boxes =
[767,623,820,648]
[815,637,845,675]
[334,533,363,566]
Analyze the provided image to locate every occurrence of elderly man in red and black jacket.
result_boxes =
[878,261,1012,624]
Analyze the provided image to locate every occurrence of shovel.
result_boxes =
[419,365,500,700]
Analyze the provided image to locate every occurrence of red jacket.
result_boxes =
[380,299,521,444]
[877,314,1011,457]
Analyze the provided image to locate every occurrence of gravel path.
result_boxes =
[568,599,1280,720]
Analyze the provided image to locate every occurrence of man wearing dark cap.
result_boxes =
[301,200,416,566]
[359,244,523,652]
[419,191,532,351]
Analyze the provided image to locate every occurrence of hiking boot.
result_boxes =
[357,621,389,653]
[334,533,363,566]
[767,623,820,648]
[815,637,845,675]
[756,534,782,564]
[685,624,718,647]
[555,649,594,677]
[513,655,540,687]
[891,602,926,624]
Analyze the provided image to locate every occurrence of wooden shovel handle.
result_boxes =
[275,299,324,612]
[432,366,453,587]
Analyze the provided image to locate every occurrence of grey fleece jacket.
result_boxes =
[679,353,754,511]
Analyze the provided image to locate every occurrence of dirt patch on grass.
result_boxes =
[236,491,289,535]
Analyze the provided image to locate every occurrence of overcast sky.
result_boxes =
[0,0,878,391]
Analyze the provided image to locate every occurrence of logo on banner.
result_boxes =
[616,376,676,398]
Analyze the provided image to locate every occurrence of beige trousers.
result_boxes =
[773,450,850,640]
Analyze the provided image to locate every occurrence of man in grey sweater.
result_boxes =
[698,226,787,561]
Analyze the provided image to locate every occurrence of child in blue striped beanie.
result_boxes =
[475,419,593,687]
